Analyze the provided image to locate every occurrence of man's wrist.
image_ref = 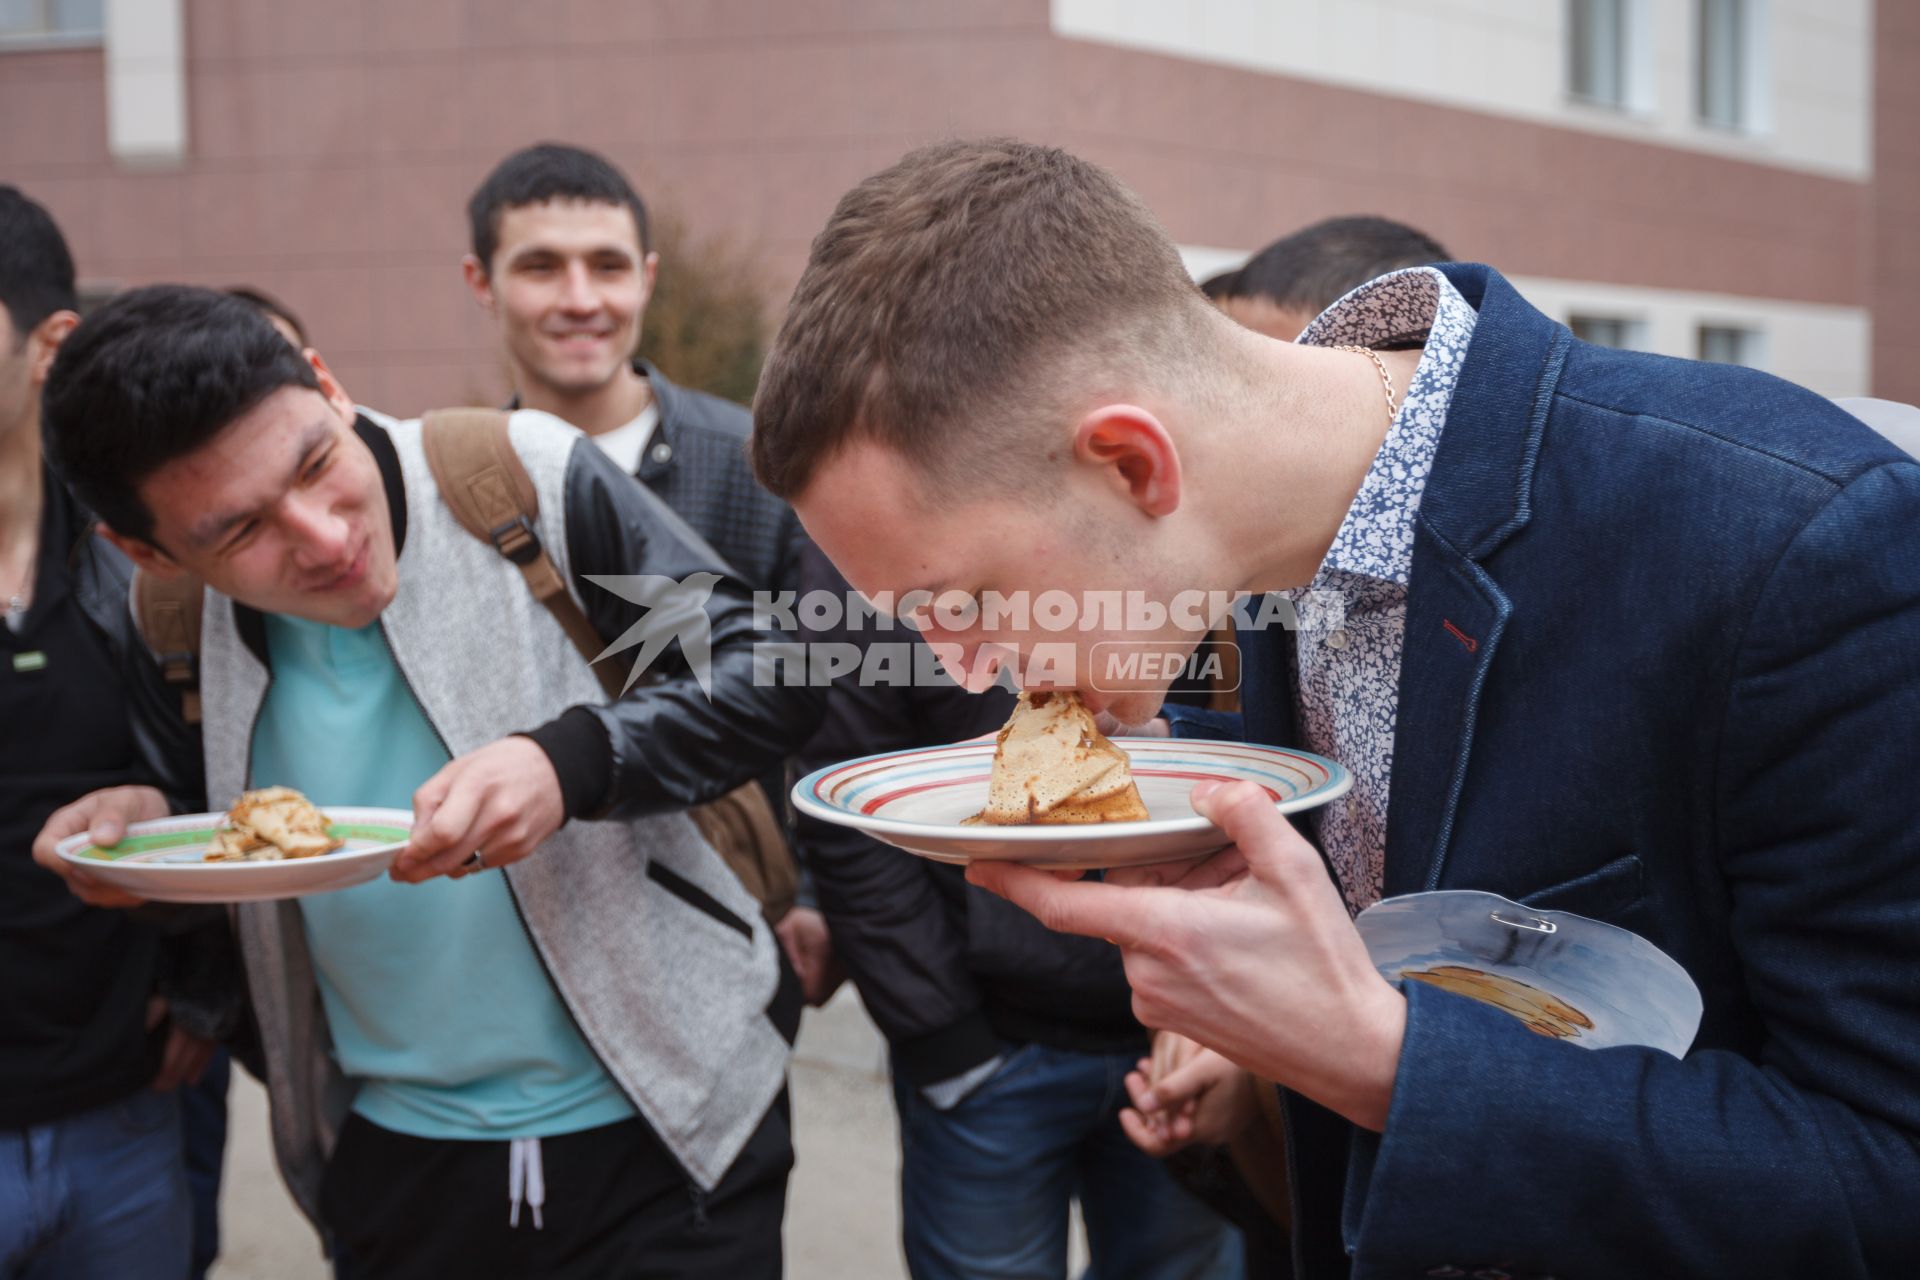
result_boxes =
[517,706,612,821]
[1328,987,1407,1133]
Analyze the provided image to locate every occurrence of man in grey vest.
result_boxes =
[33,285,823,1278]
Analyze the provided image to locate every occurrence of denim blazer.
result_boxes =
[1170,264,1920,1279]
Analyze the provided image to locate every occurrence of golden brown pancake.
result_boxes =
[1399,964,1594,1039]
[965,691,1151,826]
[204,786,344,862]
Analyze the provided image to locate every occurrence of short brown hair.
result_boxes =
[751,139,1216,500]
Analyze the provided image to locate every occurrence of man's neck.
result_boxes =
[518,362,653,437]
[0,416,44,551]
[1214,334,1419,595]
[0,417,44,609]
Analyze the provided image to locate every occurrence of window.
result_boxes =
[0,0,103,39]
[1697,324,1765,367]
[1570,314,1644,349]
[1698,0,1766,132]
[1569,0,1632,107]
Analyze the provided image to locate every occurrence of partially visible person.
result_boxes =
[1217,215,1449,342]
[228,285,309,348]
[462,141,839,1004]
[33,286,824,1278]
[792,542,1244,1280]
[0,186,230,1280]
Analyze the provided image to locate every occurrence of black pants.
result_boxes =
[320,1094,792,1280]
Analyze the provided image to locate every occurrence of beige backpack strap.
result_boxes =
[132,569,206,726]
[421,406,798,922]
[421,408,620,700]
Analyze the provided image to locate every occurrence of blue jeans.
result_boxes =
[181,1049,231,1280]
[893,1041,1244,1280]
[0,1089,191,1280]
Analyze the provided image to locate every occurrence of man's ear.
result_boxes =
[461,255,495,313]
[304,349,358,422]
[1071,405,1183,518]
[639,251,661,310]
[28,310,79,387]
[98,524,186,579]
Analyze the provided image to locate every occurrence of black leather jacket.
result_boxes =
[634,362,806,599]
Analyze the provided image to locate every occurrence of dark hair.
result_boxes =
[1198,268,1240,301]
[0,185,78,340]
[225,285,309,345]
[42,285,321,543]
[468,142,652,269]
[752,138,1215,501]
[1227,216,1450,315]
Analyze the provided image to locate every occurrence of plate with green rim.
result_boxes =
[55,806,412,903]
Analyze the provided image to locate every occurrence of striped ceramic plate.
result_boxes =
[56,806,412,903]
[793,738,1351,868]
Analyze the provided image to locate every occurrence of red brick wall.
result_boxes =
[0,0,1896,412]
[1872,0,1920,405]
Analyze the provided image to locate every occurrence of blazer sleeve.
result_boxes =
[1339,460,1920,1277]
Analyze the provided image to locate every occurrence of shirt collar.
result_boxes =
[1293,267,1479,587]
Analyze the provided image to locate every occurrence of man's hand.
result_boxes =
[774,906,846,1006]
[146,996,215,1092]
[1119,1031,1260,1157]
[390,737,565,883]
[967,779,1406,1132]
[31,785,171,908]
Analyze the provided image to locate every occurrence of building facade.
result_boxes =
[1,0,1911,412]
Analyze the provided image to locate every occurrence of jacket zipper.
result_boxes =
[371,622,642,1119]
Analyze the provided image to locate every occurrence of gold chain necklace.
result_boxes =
[1335,345,1399,425]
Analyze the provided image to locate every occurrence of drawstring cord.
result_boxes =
[508,1137,546,1229]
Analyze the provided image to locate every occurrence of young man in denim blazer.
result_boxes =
[751,139,1920,1279]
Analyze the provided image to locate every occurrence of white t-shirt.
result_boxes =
[589,401,661,475]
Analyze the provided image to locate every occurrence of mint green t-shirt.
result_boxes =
[251,614,633,1140]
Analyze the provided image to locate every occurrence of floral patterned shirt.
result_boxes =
[1286,267,1479,913]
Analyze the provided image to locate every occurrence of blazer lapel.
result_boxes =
[1383,529,1510,896]
[1382,265,1571,896]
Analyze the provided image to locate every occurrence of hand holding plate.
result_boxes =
[32,784,170,908]
[970,778,1406,1132]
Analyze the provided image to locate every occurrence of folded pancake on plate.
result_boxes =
[1398,964,1594,1039]
[204,786,343,862]
[965,691,1150,826]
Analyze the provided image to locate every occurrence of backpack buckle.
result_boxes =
[488,515,542,566]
